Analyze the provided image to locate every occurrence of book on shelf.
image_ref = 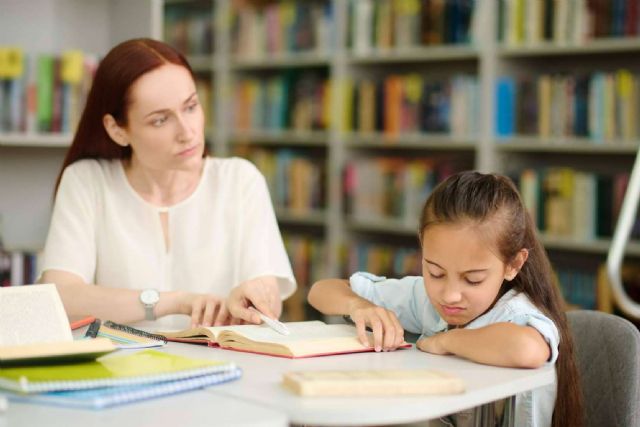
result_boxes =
[158,320,411,359]
[0,283,116,366]
[0,349,238,394]
[282,369,465,397]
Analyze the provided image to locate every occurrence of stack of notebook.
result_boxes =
[0,349,241,409]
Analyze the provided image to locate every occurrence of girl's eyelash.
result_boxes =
[465,279,482,285]
[429,273,444,279]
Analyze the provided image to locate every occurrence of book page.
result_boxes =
[0,284,72,346]
[219,321,341,344]
[217,321,371,357]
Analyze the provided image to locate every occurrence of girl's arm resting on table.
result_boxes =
[41,269,228,327]
[417,322,550,368]
[308,279,405,351]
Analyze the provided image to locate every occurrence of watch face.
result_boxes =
[141,289,160,305]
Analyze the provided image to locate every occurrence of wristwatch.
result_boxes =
[139,289,160,321]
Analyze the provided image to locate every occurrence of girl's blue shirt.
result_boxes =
[349,271,559,427]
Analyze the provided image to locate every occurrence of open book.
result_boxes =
[159,320,411,358]
[0,284,116,366]
[283,369,466,396]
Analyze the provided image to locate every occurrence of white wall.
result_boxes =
[0,0,155,249]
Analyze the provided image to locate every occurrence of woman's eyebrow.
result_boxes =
[143,92,198,118]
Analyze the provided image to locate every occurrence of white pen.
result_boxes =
[249,307,290,335]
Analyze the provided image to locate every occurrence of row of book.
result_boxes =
[496,71,640,142]
[344,157,461,226]
[0,249,40,287]
[344,74,479,136]
[556,266,598,310]
[498,0,640,46]
[282,233,327,321]
[349,0,477,54]
[247,148,326,214]
[0,47,98,134]
[341,241,421,278]
[233,73,330,132]
[516,168,639,240]
[231,1,334,58]
[195,76,213,127]
[164,1,214,56]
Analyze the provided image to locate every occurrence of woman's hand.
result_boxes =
[226,276,282,324]
[416,333,451,355]
[348,299,405,352]
[178,293,231,328]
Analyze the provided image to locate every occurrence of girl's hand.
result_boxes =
[178,293,231,328]
[417,333,451,355]
[226,277,282,324]
[348,299,405,352]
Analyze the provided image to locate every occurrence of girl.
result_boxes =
[308,171,582,427]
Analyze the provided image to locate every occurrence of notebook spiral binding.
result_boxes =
[103,321,168,343]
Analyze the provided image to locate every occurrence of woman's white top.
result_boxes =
[42,157,296,326]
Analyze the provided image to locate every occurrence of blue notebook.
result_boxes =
[0,349,237,393]
[3,367,242,409]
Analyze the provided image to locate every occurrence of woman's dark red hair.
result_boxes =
[54,38,194,192]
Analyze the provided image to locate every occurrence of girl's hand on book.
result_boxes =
[227,276,282,324]
[348,300,404,352]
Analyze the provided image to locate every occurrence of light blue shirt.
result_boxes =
[350,272,559,427]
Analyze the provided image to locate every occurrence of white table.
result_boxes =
[164,343,555,427]
[0,342,554,427]
[0,388,287,427]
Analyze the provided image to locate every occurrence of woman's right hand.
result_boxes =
[178,293,231,328]
[348,299,405,352]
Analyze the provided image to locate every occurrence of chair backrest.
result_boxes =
[567,310,640,427]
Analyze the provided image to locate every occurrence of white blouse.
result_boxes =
[42,157,296,326]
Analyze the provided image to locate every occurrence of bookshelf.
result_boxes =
[0,0,161,251]
[4,0,640,317]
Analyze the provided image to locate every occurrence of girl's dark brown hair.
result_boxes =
[54,38,196,193]
[419,171,583,427]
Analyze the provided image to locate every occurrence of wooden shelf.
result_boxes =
[276,208,327,227]
[347,45,478,64]
[346,217,418,236]
[230,130,329,146]
[541,234,640,256]
[230,52,331,70]
[187,54,214,72]
[0,133,72,147]
[345,132,477,150]
[496,136,640,154]
[498,37,640,57]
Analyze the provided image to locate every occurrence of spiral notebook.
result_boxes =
[0,349,237,393]
[3,367,242,409]
[85,320,167,349]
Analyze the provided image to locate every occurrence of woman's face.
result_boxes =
[120,63,205,172]
[421,222,519,327]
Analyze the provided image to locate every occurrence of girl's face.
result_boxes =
[421,222,522,327]
[116,63,205,172]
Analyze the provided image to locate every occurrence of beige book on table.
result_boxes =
[0,283,116,366]
[282,369,466,396]
[158,320,411,359]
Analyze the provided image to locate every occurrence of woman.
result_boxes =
[40,38,296,328]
